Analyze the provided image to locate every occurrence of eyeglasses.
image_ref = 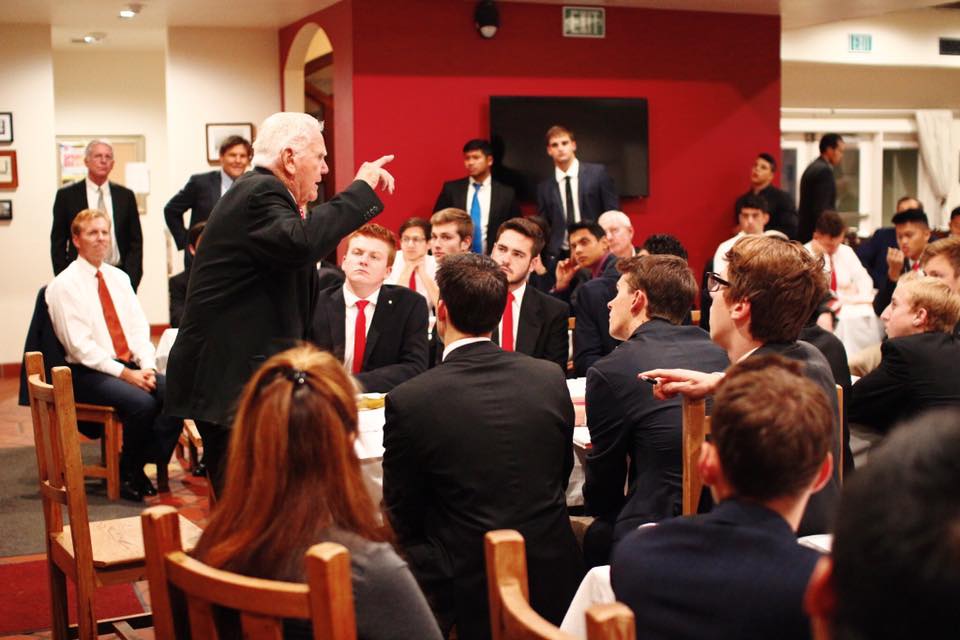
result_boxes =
[401,236,426,245]
[706,271,730,293]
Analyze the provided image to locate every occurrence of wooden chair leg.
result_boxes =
[48,557,70,640]
[105,416,121,501]
[75,573,98,640]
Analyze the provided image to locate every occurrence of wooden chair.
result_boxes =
[24,351,168,500]
[25,358,201,640]
[485,530,635,640]
[690,309,701,325]
[681,396,710,516]
[142,505,358,640]
[836,383,844,484]
[174,419,203,473]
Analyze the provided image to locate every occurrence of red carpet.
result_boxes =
[0,558,145,634]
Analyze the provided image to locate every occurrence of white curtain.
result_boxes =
[915,109,955,227]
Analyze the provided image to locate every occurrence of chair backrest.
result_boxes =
[485,530,635,640]
[681,396,711,516]
[25,354,96,577]
[835,383,844,484]
[142,505,358,640]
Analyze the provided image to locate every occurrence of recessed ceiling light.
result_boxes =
[71,32,107,45]
[119,3,142,19]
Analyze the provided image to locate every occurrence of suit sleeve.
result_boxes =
[583,368,628,518]
[432,184,452,212]
[168,275,186,328]
[164,176,197,250]
[50,190,72,275]
[775,190,799,240]
[598,167,619,212]
[573,287,605,376]
[356,296,430,393]
[382,392,429,545]
[811,167,836,213]
[849,341,908,433]
[123,191,143,291]
[543,300,571,371]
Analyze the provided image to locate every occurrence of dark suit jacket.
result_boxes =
[383,341,583,639]
[433,177,520,254]
[573,258,621,376]
[611,499,819,640]
[164,168,383,427]
[584,320,729,540]
[797,157,836,243]
[751,341,841,536]
[491,285,569,370]
[51,180,143,290]
[849,332,960,434]
[164,170,222,251]
[855,227,898,291]
[800,323,854,475]
[735,184,798,240]
[168,270,188,328]
[310,284,429,393]
[537,162,619,257]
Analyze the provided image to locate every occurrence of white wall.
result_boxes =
[0,25,58,364]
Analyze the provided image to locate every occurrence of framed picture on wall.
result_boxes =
[0,151,17,189]
[0,113,11,144]
[206,123,254,164]
[0,200,11,220]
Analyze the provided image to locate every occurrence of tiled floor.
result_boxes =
[0,376,210,639]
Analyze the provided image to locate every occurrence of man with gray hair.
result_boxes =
[165,112,395,494]
[51,139,143,290]
[598,210,635,259]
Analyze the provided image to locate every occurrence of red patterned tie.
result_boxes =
[96,271,132,361]
[501,291,515,351]
[829,254,837,292]
[352,300,369,374]
[408,271,417,292]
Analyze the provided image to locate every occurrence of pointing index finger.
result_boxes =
[371,154,395,168]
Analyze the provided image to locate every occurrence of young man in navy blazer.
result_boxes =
[311,223,428,393]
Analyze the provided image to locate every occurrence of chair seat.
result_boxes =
[54,515,202,568]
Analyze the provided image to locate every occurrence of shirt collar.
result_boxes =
[74,254,101,276]
[555,157,580,181]
[85,177,108,194]
[219,169,235,190]
[343,282,381,308]
[591,252,612,279]
[470,174,492,189]
[442,336,491,361]
[509,282,527,307]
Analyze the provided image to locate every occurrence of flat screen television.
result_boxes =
[489,96,649,202]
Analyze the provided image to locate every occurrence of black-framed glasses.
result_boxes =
[706,271,730,293]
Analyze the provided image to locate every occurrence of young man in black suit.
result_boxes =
[51,139,143,290]
[798,132,844,243]
[850,273,960,436]
[582,254,728,566]
[613,356,834,640]
[552,220,615,305]
[383,253,583,640]
[537,125,619,259]
[165,112,394,496]
[433,138,520,255]
[643,235,845,536]
[490,217,569,370]
[873,208,932,316]
[164,135,251,270]
[734,152,798,239]
[311,223,428,393]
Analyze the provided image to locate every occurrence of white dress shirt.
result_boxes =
[343,283,381,372]
[464,175,493,252]
[555,158,581,223]
[442,336,491,362]
[219,169,235,196]
[385,253,437,308]
[85,178,121,266]
[713,232,746,278]
[45,256,155,378]
[804,241,876,304]
[498,282,526,349]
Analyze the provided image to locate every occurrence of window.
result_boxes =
[881,148,919,226]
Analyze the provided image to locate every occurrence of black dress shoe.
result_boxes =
[136,470,158,497]
[119,479,143,502]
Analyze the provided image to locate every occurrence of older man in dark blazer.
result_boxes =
[50,139,143,290]
[164,135,252,269]
[311,224,428,393]
[383,253,583,640]
[164,113,394,496]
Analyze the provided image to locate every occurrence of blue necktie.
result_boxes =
[470,183,483,253]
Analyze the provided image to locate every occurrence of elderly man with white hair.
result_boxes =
[598,210,636,259]
[165,112,394,494]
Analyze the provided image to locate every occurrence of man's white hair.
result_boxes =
[84,139,113,157]
[252,112,325,168]
[598,210,632,229]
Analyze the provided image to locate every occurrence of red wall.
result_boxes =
[282,0,781,275]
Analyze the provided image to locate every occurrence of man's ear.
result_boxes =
[459,237,472,252]
[805,556,837,640]
[280,147,297,175]
[913,306,929,331]
[810,454,834,494]
[699,442,722,487]
[629,289,647,316]
[729,296,751,323]
[71,235,80,250]
[529,255,541,276]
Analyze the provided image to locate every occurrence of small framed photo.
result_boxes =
[0,151,17,189]
[0,113,11,144]
[206,123,254,164]
[0,200,11,220]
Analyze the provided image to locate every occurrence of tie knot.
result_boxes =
[506,291,515,304]
[474,183,482,191]
[96,270,104,280]
[565,175,571,182]
[356,300,369,311]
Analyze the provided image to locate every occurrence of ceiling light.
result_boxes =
[119,3,142,19]
[475,0,499,39]
[71,32,107,45]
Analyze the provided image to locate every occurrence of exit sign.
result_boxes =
[564,7,605,38]
[849,33,873,52]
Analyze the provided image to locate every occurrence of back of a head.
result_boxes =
[711,354,833,501]
[641,234,688,260]
[830,408,960,639]
[252,112,323,169]
[617,254,696,324]
[819,133,843,154]
[726,235,827,343]
[437,253,507,335]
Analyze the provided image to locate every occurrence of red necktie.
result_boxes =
[352,300,369,374]
[96,271,132,361]
[501,291,515,351]
[408,272,417,292]
[829,254,837,292]
[912,260,920,272]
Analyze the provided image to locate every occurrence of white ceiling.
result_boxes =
[1,0,952,50]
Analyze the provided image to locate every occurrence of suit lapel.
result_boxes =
[210,171,222,200]
[453,178,469,210]
[516,288,542,355]
[330,288,347,361]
